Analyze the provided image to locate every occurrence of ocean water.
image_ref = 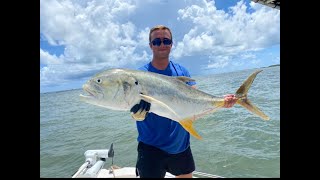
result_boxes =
[40,66,280,178]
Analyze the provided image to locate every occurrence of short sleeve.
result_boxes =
[179,65,196,86]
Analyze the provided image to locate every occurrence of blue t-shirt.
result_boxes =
[136,61,196,154]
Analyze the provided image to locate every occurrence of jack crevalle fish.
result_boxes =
[79,68,269,139]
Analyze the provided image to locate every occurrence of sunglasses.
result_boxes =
[150,38,172,46]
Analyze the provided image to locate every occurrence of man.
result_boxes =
[132,25,237,178]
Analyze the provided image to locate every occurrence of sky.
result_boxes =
[40,0,280,93]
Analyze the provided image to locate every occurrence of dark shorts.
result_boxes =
[135,142,195,178]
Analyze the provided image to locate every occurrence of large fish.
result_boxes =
[79,68,269,139]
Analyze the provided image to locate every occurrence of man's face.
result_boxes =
[150,29,172,59]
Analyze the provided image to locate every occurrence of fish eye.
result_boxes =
[135,81,138,85]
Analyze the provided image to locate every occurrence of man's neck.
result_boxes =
[151,58,169,70]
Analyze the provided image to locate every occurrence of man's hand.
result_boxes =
[130,100,151,120]
[223,94,237,108]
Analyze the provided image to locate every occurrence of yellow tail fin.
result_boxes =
[179,118,203,140]
[235,70,270,120]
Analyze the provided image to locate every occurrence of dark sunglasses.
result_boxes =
[150,38,172,46]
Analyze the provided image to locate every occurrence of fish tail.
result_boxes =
[235,70,270,120]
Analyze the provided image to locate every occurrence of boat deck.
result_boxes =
[96,167,176,178]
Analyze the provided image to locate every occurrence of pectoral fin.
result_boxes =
[139,94,180,119]
[179,117,202,140]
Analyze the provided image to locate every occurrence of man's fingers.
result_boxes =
[130,100,151,114]
[223,94,237,108]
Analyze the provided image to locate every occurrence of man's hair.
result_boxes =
[149,25,173,42]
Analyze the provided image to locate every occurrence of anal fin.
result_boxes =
[179,118,202,140]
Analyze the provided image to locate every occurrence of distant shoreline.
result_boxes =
[262,64,280,68]
[40,88,81,94]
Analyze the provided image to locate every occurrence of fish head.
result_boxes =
[79,69,141,110]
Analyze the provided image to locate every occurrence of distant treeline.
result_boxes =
[268,64,280,67]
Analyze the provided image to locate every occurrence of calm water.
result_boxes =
[40,66,280,178]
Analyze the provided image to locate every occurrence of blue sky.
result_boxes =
[40,0,280,93]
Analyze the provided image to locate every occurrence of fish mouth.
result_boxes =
[79,92,95,99]
[79,84,97,99]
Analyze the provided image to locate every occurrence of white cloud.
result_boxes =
[40,0,151,91]
[40,49,63,65]
[173,0,280,65]
[206,55,230,69]
[40,0,280,92]
[40,0,146,65]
